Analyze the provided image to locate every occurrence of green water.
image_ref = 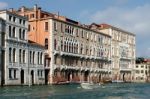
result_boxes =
[0,83,150,99]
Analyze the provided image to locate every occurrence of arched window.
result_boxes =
[76,44,78,54]
[9,48,12,62]
[54,39,57,50]
[69,42,71,52]
[33,52,35,64]
[80,44,83,54]
[9,26,11,37]
[37,52,39,64]
[12,27,15,37]
[22,30,25,40]
[23,50,25,63]
[61,41,63,51]
[66,42,69,52]
[30,51,32,64]
[40,53,43,64]
[64,42,66,52]
[19,49,21,63]
[71,43,73,53]
[86,47,88,55]
[19,28,21,39]
[45,38,48,49]
[13,48,16,62]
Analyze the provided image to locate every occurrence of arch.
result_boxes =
[13,48,16,62]
[45,38,48,49]
[40,52,43,64]
[12,27,16,37]
[19,28,21,39]
[23,50,25,63]
[22,30,25,40]
[37,52,39,64]
[31,70,34,85]
[61,40,63,51]
[9,48,12,62]
[71,43,74,53]
[54,39,57,50]
[19,49,22,63]
[9,26,11,37]
[64,41,66,52]
[66,41,69,52]
[29,51,32,64]
[33,51,35,64]
[20,69,24,84]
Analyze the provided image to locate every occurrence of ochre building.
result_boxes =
[15,5,112,84]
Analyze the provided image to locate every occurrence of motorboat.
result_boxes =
[112,80,124,83]
[81,82,101,89]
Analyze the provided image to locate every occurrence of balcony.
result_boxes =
[120,66,132,71]
[9,62,18,67]
[6,36,18,41]
[19,63,27,67]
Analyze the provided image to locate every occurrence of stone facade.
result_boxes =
[134,63,148,82]
[0,18,5,86]
[90,23,136,82]
[1,5,136,85]
[50,19,111,84]
[14,5,112,84]
[0,10,45,85]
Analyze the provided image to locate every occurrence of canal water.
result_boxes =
[0,83,150,99]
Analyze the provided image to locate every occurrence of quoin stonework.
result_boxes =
[0,5,136,86]
[0,10,45,86]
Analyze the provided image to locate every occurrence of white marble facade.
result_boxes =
[0,10,45,85]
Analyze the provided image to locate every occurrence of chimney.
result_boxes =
[9,8,14,12]
[34,4,38,11]
[21,6,25,12]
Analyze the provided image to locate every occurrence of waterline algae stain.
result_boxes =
[0,83,150,99]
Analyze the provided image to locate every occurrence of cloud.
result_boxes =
[88,4,150,57]
[90,4,150,35]
[115,0,129,5]
[0,2,8,9]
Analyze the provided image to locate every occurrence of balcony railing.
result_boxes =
[54,64,110,72]
[9,62,18,66]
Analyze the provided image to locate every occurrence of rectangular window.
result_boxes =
[54,22,57,31]
[14,70,16,79]
[81,30,84,38]
[28,25,30,31]
[61,23,63,32]
[141,70,144,73]
[9,15,12,21]
[13,17,16,22]
[9,69,12,79]
[30,14,34,18]
[38,70,40,76]
[23,20,25,25]
[19,19,22,24]
[76,28,79,37]
[45,22,48,31]
[141,66,144,68]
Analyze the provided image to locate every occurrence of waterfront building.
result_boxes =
[0,10,45,85]
[89,23,136,82]
[134,63,148,82]
[0,18,5,85]
[15,5,112,84]
[135,58,150,82]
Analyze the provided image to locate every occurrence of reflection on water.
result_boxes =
[0,83,150,99]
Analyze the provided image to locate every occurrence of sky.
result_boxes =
[0,0,150,57]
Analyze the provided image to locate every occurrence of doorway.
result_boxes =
[21,70,24,84]
[31,70,34,85]
[45,69,49,85]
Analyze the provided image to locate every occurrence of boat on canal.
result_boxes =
[80,82,101,89]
